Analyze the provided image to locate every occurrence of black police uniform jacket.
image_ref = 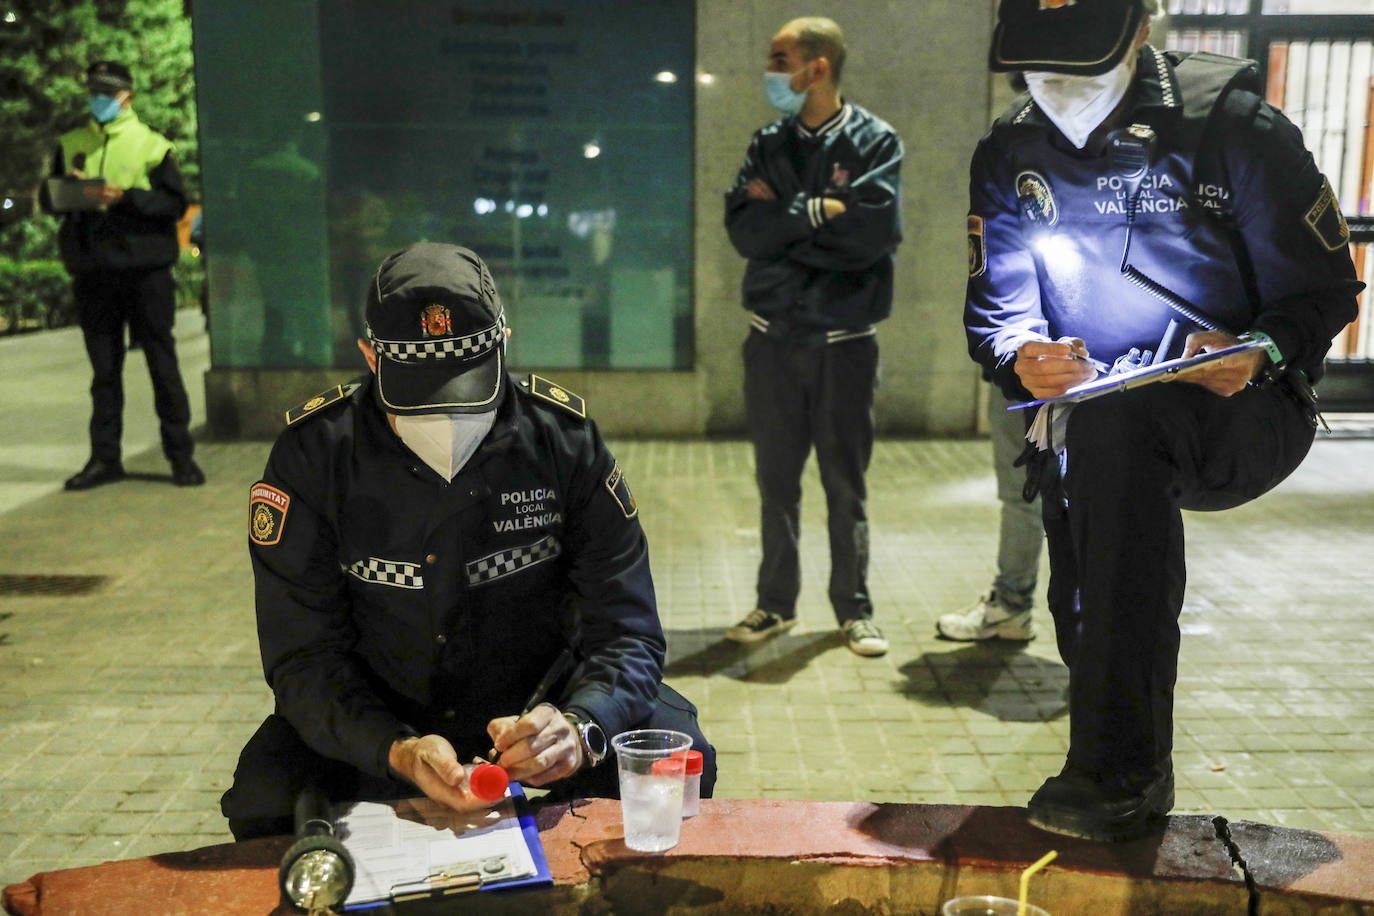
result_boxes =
[248,375,663,779]
[965,46,1361,400]
[725,103,903,339]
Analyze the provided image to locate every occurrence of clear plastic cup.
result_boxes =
[611,729,692,852]
[942,896,1051,916]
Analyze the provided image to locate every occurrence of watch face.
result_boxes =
[583,721,608,759]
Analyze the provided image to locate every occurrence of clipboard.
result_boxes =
[335,783,552,910]
[1009,340,1266,410]
[45,177,107,212]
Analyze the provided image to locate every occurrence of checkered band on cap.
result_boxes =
[344,557,425,589]
[466,535,562,587]
[367,315,505,363]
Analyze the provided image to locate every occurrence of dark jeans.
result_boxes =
[1040,380,1314,777]
[743,331,878,623]
[221,684,717,841]
[73,267,194,464]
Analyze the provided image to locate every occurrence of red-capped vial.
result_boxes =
[682,750,703,817]
[469,763,509,802]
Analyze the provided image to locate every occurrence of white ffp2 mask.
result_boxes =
[393,411,496,481]
[1025,59,1134,150]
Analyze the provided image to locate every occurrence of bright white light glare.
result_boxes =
[654,70,677,84]
[697,72,715,85]
[473,198,496,215]
[583,142,601,159]
[1,198,12,210]
[3,11,16,23]
[536,204,548,217]
[304,111,322,122]
[1032,233,1082,274]
[503,200,515,213]
[515,203,534,218]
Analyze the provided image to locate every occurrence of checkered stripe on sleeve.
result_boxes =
[466,535,562,587]
[344,557,425,589]
[367,317,505,362]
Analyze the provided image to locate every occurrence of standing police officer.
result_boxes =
[724,17,903,657]
[967,0,1361,841]
[222,242,714,839]
[42,60,203,490]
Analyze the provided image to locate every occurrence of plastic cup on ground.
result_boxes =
[942,896,1051,916]
[610,729,692,852]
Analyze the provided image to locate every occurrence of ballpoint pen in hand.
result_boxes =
[469,647,578,799]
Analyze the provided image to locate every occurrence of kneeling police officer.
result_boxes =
[222,242,715,839]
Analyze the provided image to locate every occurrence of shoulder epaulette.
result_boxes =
[285,381,361,426]
[520,374,586,418]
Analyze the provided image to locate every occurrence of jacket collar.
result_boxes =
[795,101,851,139]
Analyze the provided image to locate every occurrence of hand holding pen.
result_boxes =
[1015,336,1105,399]
[469,648,580,800]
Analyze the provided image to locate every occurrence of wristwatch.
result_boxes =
[563,712,608,768]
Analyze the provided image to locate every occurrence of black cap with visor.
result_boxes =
[989,0,1146,76]
[364,242,507,415]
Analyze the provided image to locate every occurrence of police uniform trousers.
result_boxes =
[1040,379,1314,778]
[221,685,717,841]
[744,330,877,623]
[73,267,194,465]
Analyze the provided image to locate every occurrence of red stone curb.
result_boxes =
[5,800,1372,915]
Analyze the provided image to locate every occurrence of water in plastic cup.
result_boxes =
[942,896,1051,916]
[611,728,692,852]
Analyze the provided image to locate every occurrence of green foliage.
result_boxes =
[172,247,203,310]
[0,211,60,260]
[0,256,75,331]
[0,0,198,207]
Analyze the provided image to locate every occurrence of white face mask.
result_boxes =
[1024,58,1134,149]
[393,411,496,482]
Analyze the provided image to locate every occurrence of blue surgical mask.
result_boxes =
[763,70,807,115]
[89,94,122,124]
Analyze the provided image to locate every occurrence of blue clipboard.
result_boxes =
[1008,340,1266,410]
[342,783,552,910]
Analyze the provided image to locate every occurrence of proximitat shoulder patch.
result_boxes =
[285,382,358,426]
[605,462,638,519]
[249,482,290,546]
[527,374,586,417]
[1304,177,1350,252]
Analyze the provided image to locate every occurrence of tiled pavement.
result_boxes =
[3,316,1374,890]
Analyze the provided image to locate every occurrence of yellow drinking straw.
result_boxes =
[1018,850,1058,916]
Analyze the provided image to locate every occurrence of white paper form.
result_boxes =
[332,793,538,907]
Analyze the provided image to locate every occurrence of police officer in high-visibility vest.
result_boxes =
[42,60,203,490]
[967,0,1361,841]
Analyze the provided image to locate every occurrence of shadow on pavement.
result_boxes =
[664,627,846,684]
[897,643,1069,722]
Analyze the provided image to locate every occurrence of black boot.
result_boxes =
[171,459,206,487]
[1027,759,1174,842]
[64,459,126,491]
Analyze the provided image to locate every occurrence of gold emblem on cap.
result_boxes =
[252,505,275,541]
[421,303,452,338]
[549,386,570,403]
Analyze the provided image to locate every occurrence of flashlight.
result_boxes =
[278,787,355,914]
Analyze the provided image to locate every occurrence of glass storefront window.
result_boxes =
[1262,0,1374,12]
[194,0,694,371]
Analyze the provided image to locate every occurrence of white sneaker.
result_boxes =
[936,592,1035,642]
[841,618,889,657]
[726,608,798,643]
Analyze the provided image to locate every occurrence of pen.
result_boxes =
[488,646,577,765]
[1066,352,1110,374]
